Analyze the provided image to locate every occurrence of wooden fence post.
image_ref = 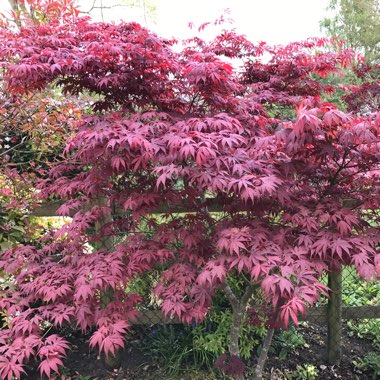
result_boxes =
[327,270,342,365]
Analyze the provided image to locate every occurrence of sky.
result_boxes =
[0,0,331,45]
[155,0,331,44]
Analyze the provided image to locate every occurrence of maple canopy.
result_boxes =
[0,9,379,379]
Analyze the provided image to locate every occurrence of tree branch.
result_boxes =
[220,280,240,312]
[241,282,257,307]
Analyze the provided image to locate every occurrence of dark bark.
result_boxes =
[327,270,342,365]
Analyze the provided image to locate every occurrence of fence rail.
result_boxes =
[130,306,380,326]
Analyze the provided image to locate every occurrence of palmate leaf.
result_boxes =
[0,357,26,380]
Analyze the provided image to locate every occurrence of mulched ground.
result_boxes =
[22,322,375,379]
[265,323,373,379]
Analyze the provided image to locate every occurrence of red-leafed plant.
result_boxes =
[0,6,379,380]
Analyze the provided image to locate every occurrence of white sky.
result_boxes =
[0,0,331,44]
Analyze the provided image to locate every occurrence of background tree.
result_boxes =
[84,0,157,25]
[320,0,380,63]
[319,1,380,117]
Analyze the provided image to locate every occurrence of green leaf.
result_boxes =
[0,240,13,250]
[11,225,25,232]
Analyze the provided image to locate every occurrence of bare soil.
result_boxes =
[22,322,375,379]
[265,322,374,379]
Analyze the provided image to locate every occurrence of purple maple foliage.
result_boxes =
[0,6,379,379]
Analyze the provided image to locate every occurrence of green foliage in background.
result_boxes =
[343,270,380,379]
[137,272,267,377]
[192,307,266,361]
[272,327,308,360]
[313,70,361,111]
[354,351,380,379]
[348,319,380,348]
[342,273,380,307]
[317,266,380,307]
[320,0,380,63]
[139,324,216,378]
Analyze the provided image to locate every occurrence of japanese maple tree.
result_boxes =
[0,7,379,380]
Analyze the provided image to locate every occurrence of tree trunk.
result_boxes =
[229,303,243,357]
[94,197,121,369]
[251,327,275,380]
[221,280,277,380]
[222,281,256,380]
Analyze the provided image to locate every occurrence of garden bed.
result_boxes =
[266,322,373,379]
[23,321,375,379]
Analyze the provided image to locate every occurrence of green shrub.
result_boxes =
[273,327,307,360]
[348,319,380,349]
[342,269,380,307]
[193,308,266,361]
[138,273,267,376]
[353,352,380,379]
[317,266,380,309]
[139,305,266,377]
